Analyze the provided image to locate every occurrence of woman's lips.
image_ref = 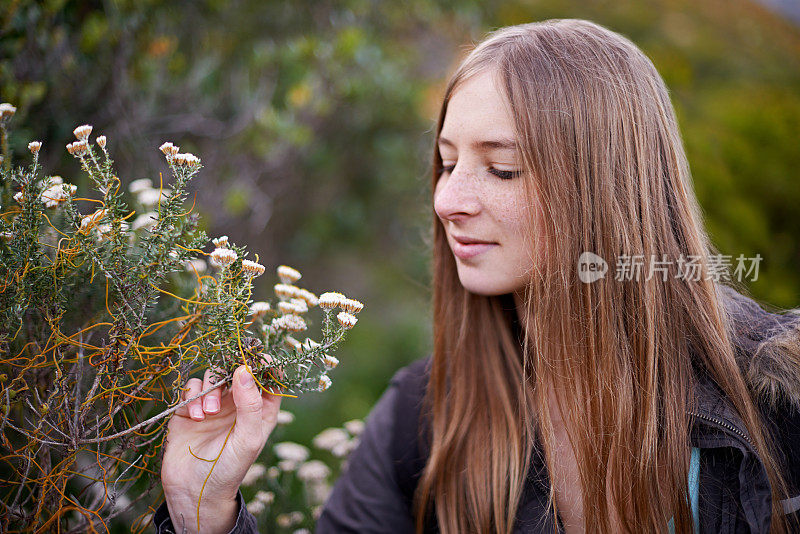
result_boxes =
[451,239,498,259]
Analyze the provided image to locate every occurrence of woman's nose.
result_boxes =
[433,165,480,221]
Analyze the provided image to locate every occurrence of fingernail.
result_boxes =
[204,398,218,412]
[191,406,203,419]
[240,371,254,388]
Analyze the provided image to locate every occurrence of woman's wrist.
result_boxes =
[164,490,240,534]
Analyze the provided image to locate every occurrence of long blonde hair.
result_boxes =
[416,19,788,533]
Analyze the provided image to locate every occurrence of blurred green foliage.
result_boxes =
[1,0,799,528]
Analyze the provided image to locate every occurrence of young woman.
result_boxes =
[156,19,800,533]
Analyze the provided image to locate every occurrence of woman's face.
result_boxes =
[434,68,537,297]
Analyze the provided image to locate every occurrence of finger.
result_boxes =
[202,368,223,414]
[231,365,269,456]
[179,377,205,421]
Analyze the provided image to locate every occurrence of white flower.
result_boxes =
[340,298,364,314]
[336,311,357,329]
[131,211,158,231]
[136,187,171,206]
[249,301,270,319]
[246,500,266,515]
[41,183,76,208]
[274,442,309,464]
[212,235,229,247]
[0,103,16,119]
[66,140,88,157]
[278,300,306,315]
[302,338,321,351]
[267,466,280,480]
[173,152,200,167]
[284,335,302,351]
[96,221,129,239]
[271,314,307,332]
[128,178,153,194]
[276,410,295,425]
[318,374,332,391]
[276,512,303,528]
[242,259,265,277]
[319,292,346,310]
[241,463,267,486]
[183,258,207,273]
[274,283,300,301]
[297,460,331,483]
[277,265,302,284]
[28,141,41,154]
[344,419,365,437]
[254,490,274,505]
[210,247,238,267]
[96,135,106,148]
[13,191,24,204]
[80,209,107,230]
[0,231,12,242]
[321,355,339,370]
[332,438,357,458]
[158,142,179,156]
[49,176,63,185]
[73,124,92,140]
[312,428,349,452]
[296,289,319,307]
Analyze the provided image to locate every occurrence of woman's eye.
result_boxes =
[438,164,456,175]
[488,167,522,180]
[437,164,522,180]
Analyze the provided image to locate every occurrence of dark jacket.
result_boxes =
[153,285,800,533]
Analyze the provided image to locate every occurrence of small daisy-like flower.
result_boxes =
[254,490,275,505]
[96,135,106,148]
[278,299,307,315]
[336,311,358,329]
[41,183,77,208]
[271,314,307,332]
[73,124,93,140]
[332,439,357,458]
[131,211,157,231]
[274,442,310,463]
[319,292,346,310]
[242,463,267,486]
[312,428,349,451]
[246,500,266,515]
[158,142,179,156]
[321,354,339,370]
[49,176,63,185]
[183,258,207,273]
[136,187,171,206]
[344,419,365,437]
[276,410,295,425]
[96,221,129,239]
[290,298,308,313]
[28,141,41,154]
[128,178,153,194]
[303,338,321,351]
[277,265,302,284]
[318,374,332,391]
[212,235,229,247]
[249,301,270,319]
[210,247,238,267]
[296,288,319,307]
[173,152,201,167]
[274,283,300,300]
[80,209,107,229]
[297,460,331,483]
[0,103,16,120]
[340,298,364,314]
[13,191,24,204]
[66,140,88,157]
[284,335,302,351]
[242,259,266,277]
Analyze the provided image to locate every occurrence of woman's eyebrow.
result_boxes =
[438,136,518,151]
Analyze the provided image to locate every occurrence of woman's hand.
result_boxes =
[160,363,282,534]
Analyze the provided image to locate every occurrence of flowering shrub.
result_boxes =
[0,103,363,532]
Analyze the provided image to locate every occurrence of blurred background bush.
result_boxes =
[2,0,798,502]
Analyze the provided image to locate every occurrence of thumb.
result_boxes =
[231,365,266,454]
